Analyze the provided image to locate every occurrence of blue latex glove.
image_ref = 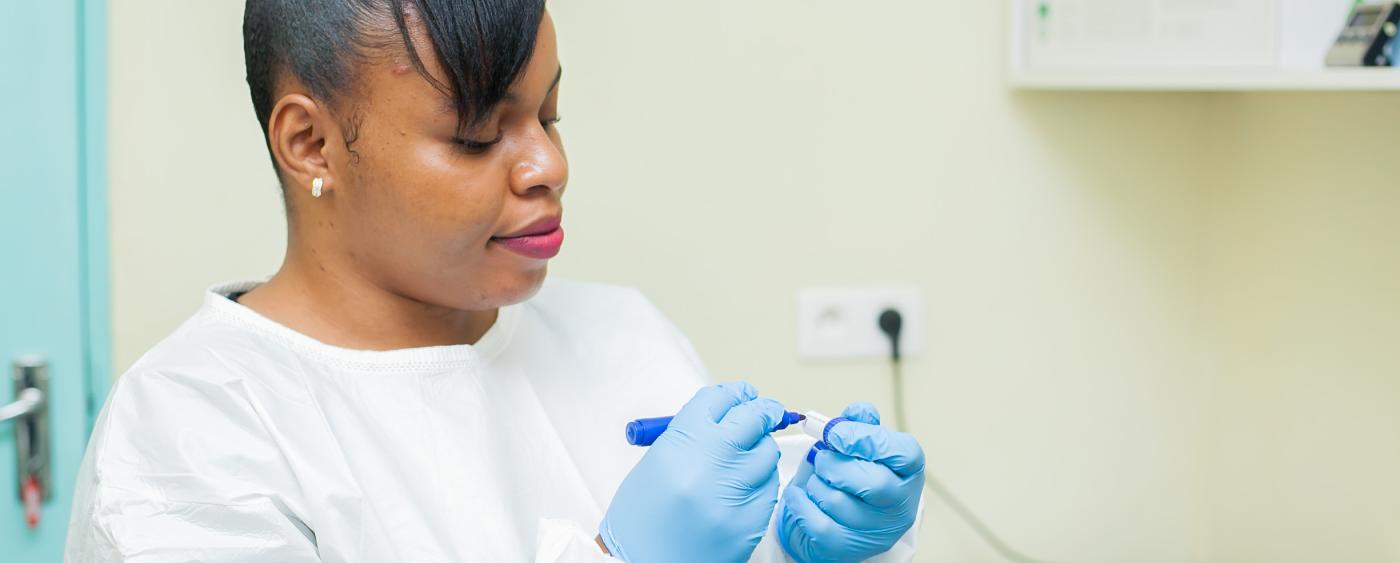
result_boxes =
[600,382,787,563]
[779,402,926,563]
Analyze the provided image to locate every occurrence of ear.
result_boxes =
[268,93,341,198]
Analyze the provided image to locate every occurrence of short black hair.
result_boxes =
[243,0,546,160]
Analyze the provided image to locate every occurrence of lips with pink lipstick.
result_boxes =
[491,216,565,259]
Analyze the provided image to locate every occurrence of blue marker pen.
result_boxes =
[625,411,807,446]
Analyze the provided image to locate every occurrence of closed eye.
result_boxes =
[452,130,504,154]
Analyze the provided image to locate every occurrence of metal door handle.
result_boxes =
[8,358,50,509]
[0,387,43,422]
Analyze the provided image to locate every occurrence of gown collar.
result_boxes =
[201,280,521,370]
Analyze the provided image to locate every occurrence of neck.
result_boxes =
[238,228,498,351]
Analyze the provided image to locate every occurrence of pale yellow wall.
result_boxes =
[106,2,1398,563]
[545,3,1212,563]
[1200,93,1400,563]
[108,0,285,365]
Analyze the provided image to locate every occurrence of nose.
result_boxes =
[509,132,568,197]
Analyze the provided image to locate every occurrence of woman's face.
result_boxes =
[318,12,566,312]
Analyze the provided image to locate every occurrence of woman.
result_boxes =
[66,1,925,561]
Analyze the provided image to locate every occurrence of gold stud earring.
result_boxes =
[311,177,324,198]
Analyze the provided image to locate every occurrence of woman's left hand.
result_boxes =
[777,402,926,563]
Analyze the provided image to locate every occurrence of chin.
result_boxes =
[463,264,551,310]
[502,266,551,305]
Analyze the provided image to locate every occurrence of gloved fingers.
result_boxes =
[719,397,787,450]
[840,402,882,425]
[730,434,783,488]
[812,450,921,509]
[825,421,926,478]
[755,456,782,506]
[804,474,891,532]
[788,469,814,493]
[674,382,758,426]
[780,479,838,557]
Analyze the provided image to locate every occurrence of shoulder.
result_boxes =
[95,313,291,464]
[119,295,311,404]
[86,299,310,475]
[124,315,261,384]
[70,328,315,559]
[76,307,308,515]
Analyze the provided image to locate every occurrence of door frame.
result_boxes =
[78,0,110,427]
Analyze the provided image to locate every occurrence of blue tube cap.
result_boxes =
[625,417,673,447]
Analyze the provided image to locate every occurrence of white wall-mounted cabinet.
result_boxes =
[1010,0,1400,90]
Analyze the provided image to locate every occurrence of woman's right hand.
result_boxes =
[598,382,786,563]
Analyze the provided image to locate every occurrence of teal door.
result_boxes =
[0,0,109,560]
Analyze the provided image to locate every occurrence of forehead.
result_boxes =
[353,10,559,123]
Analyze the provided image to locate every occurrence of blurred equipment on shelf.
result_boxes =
[1326,2,1400,66]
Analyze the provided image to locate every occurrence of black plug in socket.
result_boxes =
[878,309,903,362]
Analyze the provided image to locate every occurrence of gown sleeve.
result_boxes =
[533,519,622,562]
[64,368,321,563]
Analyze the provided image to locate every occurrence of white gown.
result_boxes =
[64,279,918,562]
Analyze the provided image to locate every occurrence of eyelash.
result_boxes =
[452,130,504,154]
[451,117,562,154]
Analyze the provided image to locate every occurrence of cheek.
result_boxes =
[347,135,509,255]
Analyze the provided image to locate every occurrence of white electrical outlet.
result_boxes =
[796,286,923,361]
